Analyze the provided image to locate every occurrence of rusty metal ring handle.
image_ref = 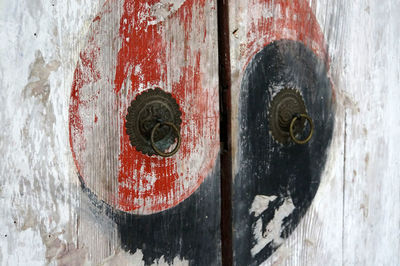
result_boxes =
[289,114,314,145]
[150,122,181,157]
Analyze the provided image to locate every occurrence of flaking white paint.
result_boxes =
[148,0,186,26]
[1,0,220,264]
[1,0,399,264]
[230,0,400,265]
[250,195,278,217]
[251,196,295,257]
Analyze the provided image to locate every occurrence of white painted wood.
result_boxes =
[229,0,399,265]
[263,0,400,265]
[228,0,345,264]
[0,0,399,265]
[341,1,400,265]
[261,0,348,264]
[0,0,119,264]
[1,0,218,264]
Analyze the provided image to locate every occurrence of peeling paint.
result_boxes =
[251,196,295,257]
[249,195,277,217]
[100,249,189,266]
[148,0,186,26]
[69,0,219,215]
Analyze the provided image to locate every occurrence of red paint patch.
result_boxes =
[243,0,328,68]
[69,0,219,214]
[239,0,335,100]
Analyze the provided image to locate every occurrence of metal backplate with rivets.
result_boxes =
[125,88,182,156]
[268,88,307,144]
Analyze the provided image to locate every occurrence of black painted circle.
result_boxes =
[234,40,334,265]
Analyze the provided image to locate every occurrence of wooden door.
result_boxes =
[227,1,334,264]
[1,0,399,265]
[67,0,221,264]
[226,0,400,265]
[1,0,221,265]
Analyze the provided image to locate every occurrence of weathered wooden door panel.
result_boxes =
[69,0,220,264]
[228,1,334,264]
[1,0,400,265]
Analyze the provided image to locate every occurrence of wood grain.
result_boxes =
[265,0,400,264]
[341,1,400,265]
[228,0,335,264]
[69,0,221,264]
[0,0,221,264]
[0,0,399,265]
[228,0,399,265]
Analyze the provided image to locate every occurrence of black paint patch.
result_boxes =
[233,40,334,265]
[80,160,221,266]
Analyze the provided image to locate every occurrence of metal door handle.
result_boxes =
[268,88,314,145]
[150,122,181,157]
[126,88,182,157]
[289,113,314,144]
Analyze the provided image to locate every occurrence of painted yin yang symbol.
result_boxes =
[233,0,335,264]
[68,0,334,263]
[69,0,219,215]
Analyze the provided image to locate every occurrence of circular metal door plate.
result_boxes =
[268,88,307,144]
[125,88,182,156]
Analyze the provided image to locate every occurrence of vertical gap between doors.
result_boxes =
[217,0,233,265]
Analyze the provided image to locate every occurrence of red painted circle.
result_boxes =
[69,0,219,214]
